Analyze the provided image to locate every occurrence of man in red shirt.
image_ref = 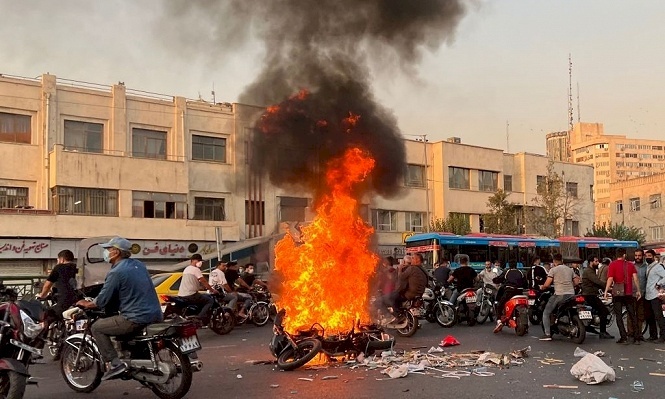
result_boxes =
[604,248,642,345]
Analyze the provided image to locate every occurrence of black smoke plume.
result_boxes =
[159,0,468,198]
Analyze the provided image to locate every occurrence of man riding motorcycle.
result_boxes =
[447,255,477,305]
[75,237,163,381]
[387,253,428,327]
[492,259,527,333]
[538,254,580,341]
[581,256,614,339]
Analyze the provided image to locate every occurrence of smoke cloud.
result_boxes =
[159,0,468,198]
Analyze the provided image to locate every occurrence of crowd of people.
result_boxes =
[375,249,665,344]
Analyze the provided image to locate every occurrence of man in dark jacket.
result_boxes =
[388,253,428,326]
[582,258,614,339]
[492,259,527,333]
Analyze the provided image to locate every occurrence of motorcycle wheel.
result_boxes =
[149,342,193,399]
[515,308,529,336]
[395,312,418,337]
[60,337,103,393]
[477,300,491,324]
[528,308,542,326]
[0,370,27,399]
[621,309,648,336]
[250,302,271,327]
[210,308,235,335]
[435,304,456,328]
[277,339,322,371]
[466,306,477,326]
[570,315,586,344]
[268,303,278,321]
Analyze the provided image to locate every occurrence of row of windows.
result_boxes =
[615,194,662,214]
[448,167,499,192]
[617,143,665,151]
[535,176,581,198]
[371,210,425,232]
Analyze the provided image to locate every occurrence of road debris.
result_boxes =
[570,353,615,385]
[298,378,314,382]
[640,358,657,362]
[321,375,339,380]
[440,335,460,347]
[270,384,280,388]
[543,384,578,389]
[236,374,243,379]
[631,380,645,392]
[649,373,665,377]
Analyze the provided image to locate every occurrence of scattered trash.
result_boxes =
[321,376,338,380]
[428,346,445,354]
[270,384,279,388]
[649,373,665,377]
[236,374,243,379]
[298,378,314,382]
[654,348,665,352]
[510,346,531,359]
[543,384,578,389]
[381,364,409,379]
[631,380,645,392]
[539,358,565,366]
[594,351,605,357]
[411,346,428,349]
[640,358,657,362]
[574,347,590,358]
[440,335,460,347]
[570,353,615,385]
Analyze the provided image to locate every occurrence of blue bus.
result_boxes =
[404,232,638,271]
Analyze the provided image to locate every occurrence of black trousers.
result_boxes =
[613,295,639,340]
[650,298,665,339]
[583,295,609,333]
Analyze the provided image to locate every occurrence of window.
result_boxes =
[192,135,226,163]
[406,212,425,232]
[572,221,580,237]
[279,196,308,222]
[0,112,31,144]
[615,201,623,214]
[503,175,513,192]
[650,194,662,209]
[629,197,640,212]
[193,197,225,221]
[245,200,265,225]
[372,209,398,232]
[478,170,498,192]
[52,187,118,216]
[590,185,594,201]
[132,192,186,219]
[404,164,425,188]
[536,175,546,194]
[0,186,28,208]
[64,120,103,153]
[449,167,470,189]
[651,226,664,241]
[565,182,578,198]
[132,128,166,159]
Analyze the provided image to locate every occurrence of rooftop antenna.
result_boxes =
[506,120,510,153]
[211,82,216,103]
[567,54,574,161]
[576,82,581,123]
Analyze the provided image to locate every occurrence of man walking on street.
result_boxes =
[604,248,642,345]
[629,249,657,341]
[538,254,579,341]
[644,250,665,343]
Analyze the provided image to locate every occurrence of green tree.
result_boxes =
[585,222,646,246]
[430,213,471,235]
[526,160,579,238]
[483,189,519,234]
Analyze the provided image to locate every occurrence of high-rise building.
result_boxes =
[546,131,570,162]
[567,122,665,224]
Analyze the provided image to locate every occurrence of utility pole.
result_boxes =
[506,120,510,153]
[422,134,430,232]
[567,54,574,161]
[576,82,581,123]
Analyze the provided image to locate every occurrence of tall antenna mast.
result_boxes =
[211,82,216,103]
[576,82,581,123]
[506,120,510,153]
[568,54,574,131]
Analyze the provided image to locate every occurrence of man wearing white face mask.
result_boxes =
[179,254,219,322]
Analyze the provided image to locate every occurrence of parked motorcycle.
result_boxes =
[161,292,235,335]
[495,294,529,336]
[225,288,272,327]
[270,309,394,371]
[543,294,589,344]
[60,305,199,399]
[452,287,479,327]
[0,286,48,399]
[475,284,496,325]
[585,290,614,334]
[527,288,553,325]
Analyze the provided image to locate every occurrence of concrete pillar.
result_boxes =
[39,74,57,209]
[111,84,127,155]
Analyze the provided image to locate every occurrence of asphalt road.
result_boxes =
[23,319,665,399]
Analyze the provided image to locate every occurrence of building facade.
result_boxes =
[546,131,570,162]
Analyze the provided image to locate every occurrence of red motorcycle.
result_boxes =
[0,285,48,398]
[494,293,529,336]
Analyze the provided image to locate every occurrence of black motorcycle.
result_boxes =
[542,294,588,344]
[270,309,394,371]
[162,293,235,336]
[527,288,553,325]
[452,287,479,326]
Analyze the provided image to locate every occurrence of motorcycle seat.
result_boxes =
[144,322,178,336]
[510,295,528,300]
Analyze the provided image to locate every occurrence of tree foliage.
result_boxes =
[483,189,519,235]
[430,213,471,235]
[585,222,646,246]
[526,160,580,238]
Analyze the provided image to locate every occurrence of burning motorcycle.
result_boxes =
[270,309,394,371]
[161,292,235,335]
[543,294,589,344]
[0,286,49,399]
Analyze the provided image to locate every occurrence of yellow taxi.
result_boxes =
[152,272,209,304]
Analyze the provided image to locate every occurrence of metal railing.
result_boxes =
[0,275,48,299]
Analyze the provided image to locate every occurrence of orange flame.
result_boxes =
[274,147,378,334]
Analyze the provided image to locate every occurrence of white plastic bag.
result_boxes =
[570,353,615,385]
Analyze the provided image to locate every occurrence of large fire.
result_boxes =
[274,147,379,334]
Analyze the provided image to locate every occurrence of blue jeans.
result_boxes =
[543,294,573,336]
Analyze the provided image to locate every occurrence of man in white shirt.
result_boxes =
[178,254,219,321]
[209,261,238,311]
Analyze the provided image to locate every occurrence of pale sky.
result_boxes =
[1,0,664,154]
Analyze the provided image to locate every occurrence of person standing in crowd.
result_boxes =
[630,249,658,342]
[598,257,611,282]
[581,256,614,339]
[433,260,451,288]
[529,256,548,290]
[377,256,398,312]
[644,249,665,343]
[492,259,504,274]
[539,254,579,341]
[478,260,499,288]
[604,248,642,345]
